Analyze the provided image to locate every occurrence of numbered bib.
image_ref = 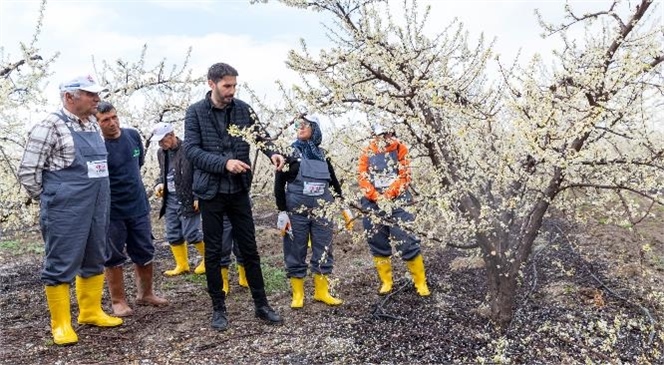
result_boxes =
[87,160,109,178]
[374,173,397,189]
[303,181,326,196]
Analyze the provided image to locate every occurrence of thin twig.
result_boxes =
[371,278,410,321]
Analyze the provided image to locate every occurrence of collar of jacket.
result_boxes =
[205,90,235,111]
[369,137,400,153]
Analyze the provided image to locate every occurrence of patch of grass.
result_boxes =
[261,263,287,295]
[0,240,43,255]
[175,265,287,294]
[160,279,179,290]
[617,220,633,229]
[648,254,664,272]
[0,240,19,250]
[565,284,575,295]
[182,273,207,286]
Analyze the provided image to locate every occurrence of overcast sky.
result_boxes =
[0,0,651,109]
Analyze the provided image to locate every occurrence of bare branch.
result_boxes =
[0,55,43,78]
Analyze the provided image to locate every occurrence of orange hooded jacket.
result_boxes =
[358,136,411,202]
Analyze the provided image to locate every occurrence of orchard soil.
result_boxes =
[1,201,663,364]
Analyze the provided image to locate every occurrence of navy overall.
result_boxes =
[361,150,420,260]
[284,156,335,277]
[40,113,110,285]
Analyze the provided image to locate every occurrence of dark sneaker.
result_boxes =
[255,305,283,325]
[211,310,228,331]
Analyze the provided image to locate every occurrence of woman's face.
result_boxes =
[296,120,313,141]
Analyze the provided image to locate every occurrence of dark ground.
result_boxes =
[1,208,663,364]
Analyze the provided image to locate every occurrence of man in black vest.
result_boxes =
[184,62,285,331]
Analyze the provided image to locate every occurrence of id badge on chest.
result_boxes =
[167,173,176,193]
[303,181,326,196]
[87,160,109,178]
[374,173,397,189]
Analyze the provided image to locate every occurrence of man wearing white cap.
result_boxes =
[150,122,205,277]
[151,122,248,293]
[18,75,123,346]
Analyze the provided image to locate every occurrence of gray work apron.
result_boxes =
[40,112,110,285]
[361,149,420,260]
[284,157,334,277]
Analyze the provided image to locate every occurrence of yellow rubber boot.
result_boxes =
[164,243,190,276]
[373,256,393,295]
[237,264,248,288]
[221,267,230,295]
[289,277,305,309]
[76,274,123,327]
[193,241,206,275]
[406,254,431,297]
[313,274,343,306]
[45,284,78,345]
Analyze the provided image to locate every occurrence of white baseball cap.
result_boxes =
[372,122,395,136]
[150,122,175,142]
[59,75,107,93]
[302,114,320,125]
[373,124,386,135]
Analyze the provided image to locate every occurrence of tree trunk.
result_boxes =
[485,258,519,328]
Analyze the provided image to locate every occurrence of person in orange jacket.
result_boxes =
[358,124,430,297]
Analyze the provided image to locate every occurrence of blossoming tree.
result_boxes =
[0,0,203,232]
[0,0,56,230]
[267,0,664,326]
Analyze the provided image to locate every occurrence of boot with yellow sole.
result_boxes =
[313,274,343,306]
[45,283,78,345]
[76,274,123,327]
[193,241,206,275]
[164,243,190,276]
[373,256,393,295]
[405,254,430,296]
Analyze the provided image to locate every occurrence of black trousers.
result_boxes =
[200,191,268,310]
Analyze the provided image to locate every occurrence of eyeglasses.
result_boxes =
[294,121,311,130]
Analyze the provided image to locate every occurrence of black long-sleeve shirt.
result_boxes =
[274,157,343,212]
